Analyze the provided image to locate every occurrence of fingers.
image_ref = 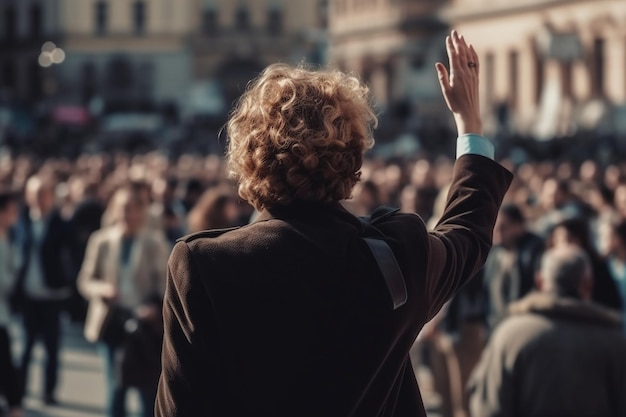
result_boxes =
[446,36,457,70]
[469,44,480,73]
[435,62,450,94]
[452,30,468,65]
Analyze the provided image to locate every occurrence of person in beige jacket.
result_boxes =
[78,185,169,417]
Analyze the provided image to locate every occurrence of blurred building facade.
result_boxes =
[0,0,193,110]
[0,0,54,104]
[446,0,626,138]
[327,0,449,125]
[190,0,327,113]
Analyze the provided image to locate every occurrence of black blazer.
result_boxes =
[15,208,75,293]
[156,155,513,417]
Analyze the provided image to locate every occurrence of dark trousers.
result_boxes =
[0,326,22,407]
[99,342,156,417]
[20,299,62,398]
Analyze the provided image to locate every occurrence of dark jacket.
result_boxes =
[469,292,626,417]
[156,154,512,417]
[591,256,623,311]
[484,231,544,328]
[15,209,75,293]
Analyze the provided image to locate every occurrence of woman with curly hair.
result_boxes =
[156,31,513,417]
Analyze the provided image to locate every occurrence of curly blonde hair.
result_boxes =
[226,64,377,210]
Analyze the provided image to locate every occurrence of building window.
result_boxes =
[267,8,282,35]
[106,56,133,91]
[592,37,605,97]
[318,0,328,29]
[4,6,16,40]
[95,1,107,35]
[508,50,518,109]
[81,62,96,102]
[202,8,218,35]
[29,4,43,38]
[235,6,250,31]
[138,61,154,98]
[28,61,43,101]
[133,1,146,35]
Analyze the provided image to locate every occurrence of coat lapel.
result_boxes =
[106,226,124,287]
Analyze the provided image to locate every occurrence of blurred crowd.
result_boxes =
[0,143,625,416]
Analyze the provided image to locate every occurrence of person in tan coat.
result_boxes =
[79,185,169,417]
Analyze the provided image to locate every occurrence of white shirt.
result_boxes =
[117,238,142,309]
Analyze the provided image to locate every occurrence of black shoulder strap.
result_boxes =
[360,207,407,310]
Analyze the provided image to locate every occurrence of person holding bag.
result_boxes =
[78,185,169,417]
[156,31,513,417]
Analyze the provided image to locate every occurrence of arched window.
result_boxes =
[95,1,107,35]
[202,8,219,35]
[235,6,249,31]
[267,7,282,35]
[30,4,43,38]
[133,1,146,35]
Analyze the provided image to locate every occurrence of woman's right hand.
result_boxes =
[435,30,483,136]
[102,284,118,302]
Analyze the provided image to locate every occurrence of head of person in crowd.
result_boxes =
[614,183,626,218]
[129,180,152,206]
[540,178,572,212]
[152,176,179,205]
[109,185,148,237]
[24,175,56,217]
[587,183,615,215]
[536,246,593,300]
[400,184,436,220]
[579,160,599,185]
[0,189,19,233]
[226,63,376,210]
[182,178,205,212]
[607,219,626,262]
[187,187,239,233]
[493,204,528,250]
[352,180,381,215]
[69,176,101,204]
[548,217,596,257]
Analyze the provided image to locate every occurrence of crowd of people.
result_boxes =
[0,21,623,416]
[0,137,624,416]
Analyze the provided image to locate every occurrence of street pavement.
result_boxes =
[10,319,141,417]
[9,319,441,417]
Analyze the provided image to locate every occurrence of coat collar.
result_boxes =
[509,292,622,328]
[255,201,363,230]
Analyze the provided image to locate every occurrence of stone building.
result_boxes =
[445,0,626,138]
[0,0,193,109]
[190,0,327,110]
[327,0,450,130]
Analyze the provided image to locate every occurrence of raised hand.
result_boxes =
[435,30,483,136]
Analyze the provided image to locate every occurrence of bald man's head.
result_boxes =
[538,246,593,299]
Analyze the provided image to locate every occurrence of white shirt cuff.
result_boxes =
[456,134,494,160]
